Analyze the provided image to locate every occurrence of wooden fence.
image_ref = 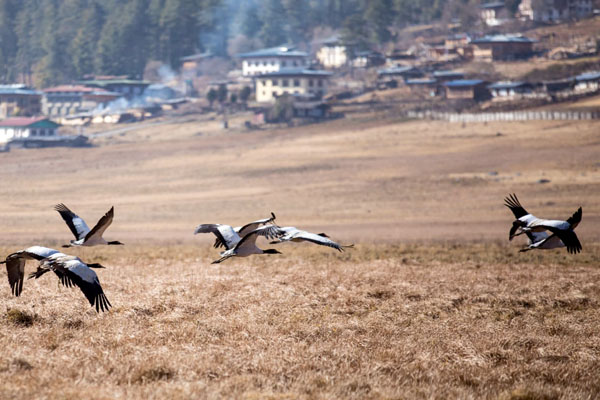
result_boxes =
[406,110,600,122]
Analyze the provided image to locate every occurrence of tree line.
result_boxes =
[0,0,489,88]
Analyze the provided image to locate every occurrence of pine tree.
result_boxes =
[258,0,288,47]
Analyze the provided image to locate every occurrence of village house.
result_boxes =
[574,71,600,92]
[42,85,121,117]
[519,0,593,22]
[351,51,385,68]
[316,36,348,69]
[237,46,309,77]
[0,84,42,118]
[78,78,151,100]
[487,81,535,100]
[377,66,424,85]
[0,116,59,144]
[433,70,465,82]
[444,79,490,101]
[480,1,508,26]
[471,35,536,61]
[254,69,331,103]
[405,79,439,96]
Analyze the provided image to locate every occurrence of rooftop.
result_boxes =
[406,79,437,85]
[0,117,55,127]
[377,66,421,76]
[479,1,505,9]
[575,71,600,81]
[487,81,531,89]
[0,84,42,96]
[78,79,151,87]
[471,34,536,44]
[433,70,465,78]
[445,79,485,87]
[237,46,308,59]
[256,69,332,78]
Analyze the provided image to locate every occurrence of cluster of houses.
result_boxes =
[481,0,593,26]
[0,77,185,148]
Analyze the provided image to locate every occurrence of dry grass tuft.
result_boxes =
[5,308,36,327]
[132,366,176,384]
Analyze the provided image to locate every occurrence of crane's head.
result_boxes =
[509,220,524,241]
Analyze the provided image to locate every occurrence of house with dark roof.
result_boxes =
[254,69,332,103]
[488,81,534,100]
[316,36,349,69]
[471,35,536,61]
[77,78,151,100]
[480,2,508,26]
[0,85,42,118]
[377,66,424,84]
[574,71,600,93]
[405,79,439,96]
[237,46,309,77]
[42,85,121,117]
[444,79,490,100]
[519,0,592,22]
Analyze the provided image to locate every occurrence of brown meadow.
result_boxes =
[1,112,599,398]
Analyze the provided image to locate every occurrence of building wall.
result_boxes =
[316,45,348,69]
[0,126,57,143]
[0,94,42,118]
[519,0,592,21]
[473,42,533,61]
[255,76,328,103]
[242,57,308,77]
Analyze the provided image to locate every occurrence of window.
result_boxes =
[40,129,46,136]
[282,79,289,87]
[309,79,314,87]
[317,79,323,87]
[30,129,37,136]
[293,61,298,66]
[294,79,300,87]
[272,79,278,86]
[282,61,287,67]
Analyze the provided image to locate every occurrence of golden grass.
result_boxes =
[1,243,599,399]
[1,110,599,398]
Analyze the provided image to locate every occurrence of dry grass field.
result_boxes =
[1,113,599,398]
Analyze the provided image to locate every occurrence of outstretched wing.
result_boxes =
[48,258,111,312]
[547,228,582,254]
[55,204,90,240]
[5,256,26,296]
[237,212,277,237]
[275,228,351,252]
[566,207,582,229]
[235,225,284,250]
[194,224,240,250]
[84,206,114,242]
[504,194,529,219]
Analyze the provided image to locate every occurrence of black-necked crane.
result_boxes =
[194,212,277,250]
[55,203,123,247]
[269,226,354,252]
[209,225,285,264]
[29,253,111,312]
[1,246,63,296]
[505,193,582,254]
[519,230,565,252]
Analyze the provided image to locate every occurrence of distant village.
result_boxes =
[1,0,600,150]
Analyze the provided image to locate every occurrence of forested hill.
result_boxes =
[0,0,488,88]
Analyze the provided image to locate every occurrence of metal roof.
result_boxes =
[406,79,437,85]
[256,69,332,78]
[78,79,151,87]
[237,46,308,58]
[471,34,536,44]
[444,79,485,87]
[0,84,42,96]
[487,81,530,89]
[433,70,464,78]
[377,66,421,76]
[479,1,505,8]
[575,71,600,81]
